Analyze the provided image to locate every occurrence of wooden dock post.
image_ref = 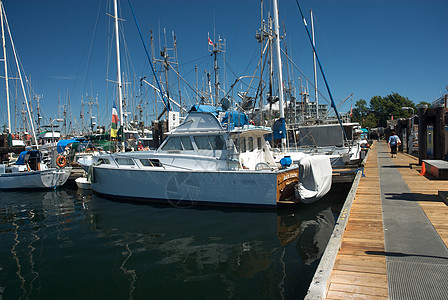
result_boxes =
[418,105,428,165]
[434,105,446,160]
[406,117,412,153]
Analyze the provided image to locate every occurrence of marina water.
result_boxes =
[0,184,349,299]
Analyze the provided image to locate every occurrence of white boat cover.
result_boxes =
[296,155,332,204]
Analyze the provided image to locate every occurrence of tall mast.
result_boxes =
[173,32,183,115]
[0,1,10,133]
[209,35,224,106]
[311,9,319,120]
[273,0,284,119]
[273,0,285,147]
[113,0,124,149]
[2,1,38,147]
[213,44,219,106]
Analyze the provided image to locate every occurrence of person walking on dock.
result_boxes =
[388,131,401,158]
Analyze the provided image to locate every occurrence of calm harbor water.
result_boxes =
[0,184,349,299]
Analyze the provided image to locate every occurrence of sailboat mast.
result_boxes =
[0,1,10,133]
[311,9,319,120]
[113,0,124,149]
[2,2,38,148]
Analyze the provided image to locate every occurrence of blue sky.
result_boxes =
[1,0,447,132]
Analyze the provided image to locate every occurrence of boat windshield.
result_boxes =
[194,135,226,150]
[161,136,193,151]
[161,135,225,151]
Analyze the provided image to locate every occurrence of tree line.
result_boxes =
[350,93,430,128]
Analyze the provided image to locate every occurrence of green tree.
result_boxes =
[352,99,369,122]
[417,100,430,107]
[369,93,415,127]
[352,99,380,128]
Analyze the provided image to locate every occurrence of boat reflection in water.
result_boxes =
[85,190,341,299]
[0,185,347,299]
[0,189,79,300]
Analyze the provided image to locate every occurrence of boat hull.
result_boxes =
[75,176,92,190]
[0,168,72,190]
[91,167,299,207]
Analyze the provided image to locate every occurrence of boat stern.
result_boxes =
[276,167,301,203]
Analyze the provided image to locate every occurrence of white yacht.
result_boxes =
[89,112,332,207]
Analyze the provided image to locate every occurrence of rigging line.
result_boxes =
[221,46,259,81]
[80,0,104,96]
[168,64,206,101]
[242,41,269,99]
[280,47,330,106]
[294,0,349,143]
[126,0,170,111]
[251,42,270,116]
[222,58,260,92]
[312,11,335,67]
[178,57,210,79]
[179,54,210,67]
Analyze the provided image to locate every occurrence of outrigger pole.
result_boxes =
[126,0,171,117]
[294,0,349,143]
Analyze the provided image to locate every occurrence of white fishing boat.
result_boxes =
[0,150,71,190]
[289,122,366,166]
[89,112,331,206]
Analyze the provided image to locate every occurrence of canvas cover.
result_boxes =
[296,155,332,204]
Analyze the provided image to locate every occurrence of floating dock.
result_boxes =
[307,141,448,299]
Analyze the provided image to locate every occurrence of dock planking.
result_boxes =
[323,141,448,299]
[391,151,448,248]
[326,142,389,299]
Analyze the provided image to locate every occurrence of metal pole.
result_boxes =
[113,0,124,150]
[311,9,318,120]
[0,2,10,133]
[273,0,285,148]
[273,0,284,119]
[3,6,38,148]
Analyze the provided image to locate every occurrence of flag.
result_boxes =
[111,102,118,138]
[350,104,353,117]
[208,37,213,46]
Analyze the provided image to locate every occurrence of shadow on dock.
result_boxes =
[384,192,444,202]
[365,250,448,261]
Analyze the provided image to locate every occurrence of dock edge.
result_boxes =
[304,149,370,299]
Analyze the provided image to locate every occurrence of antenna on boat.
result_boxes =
[208,33,225,107]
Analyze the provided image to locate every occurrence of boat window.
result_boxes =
[233,138,239,152]
[209,135,226,150]
[257,137,262,150]
[180,136,193,150]
[194,136,212,150]
[248,137,254,152]
[139,159,162,167]
[241,137,246,152]
[115,157,135,166]
[162,137,182,150]
[97,158,110,165]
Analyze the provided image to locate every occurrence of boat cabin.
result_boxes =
[157,112,277,170]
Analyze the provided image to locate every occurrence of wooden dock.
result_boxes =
[306,141,448,299]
